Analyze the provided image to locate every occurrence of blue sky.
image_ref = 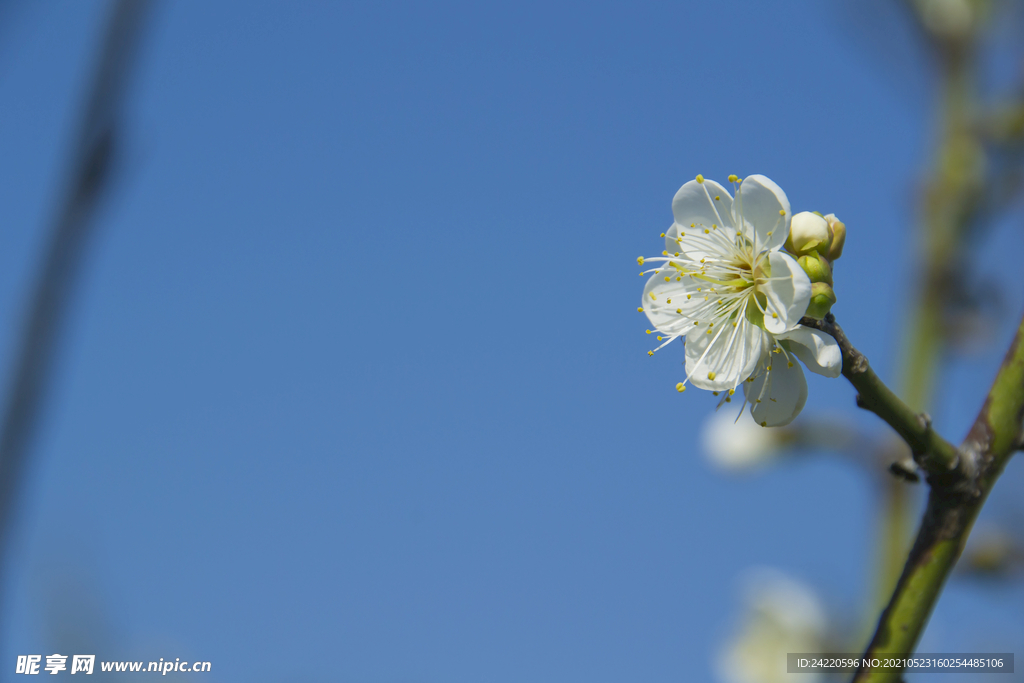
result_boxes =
[1,1,1023,681]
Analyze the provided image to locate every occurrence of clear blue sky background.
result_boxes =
[1,1,1024,681]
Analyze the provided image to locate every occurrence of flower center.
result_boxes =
[716,248,771,330]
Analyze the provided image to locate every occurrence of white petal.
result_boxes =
[667,222,738,264]
[663,222,723,265]
[734,174,790,251]
[744,359,807,427]
[760,251,811,335]
[642,263,707,332]
[671,180,736,243]
[777,326,842,378]
[685,318,764,391]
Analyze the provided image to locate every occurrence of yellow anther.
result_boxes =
[657,336,663,341]
[693,321,699,326]
[725,397,731,403]
[760,421,767,427]
[728,174,738,182]
[647,351,653,356]
[771,312,778,319]
[712,391,719,396]
[779,209,785,216]
[637,256,645,265]
[680,232,685,237]
[788,361,794,367]
[637,307,643,312]
[696,174,704,183]
[675,383,686,392]
[728,389,735,395]
[706,328,712,334]
[659,232,665,237]
[650,293,656,300]
[747,377,755,382]
[714,195,720,201]
[704,228,710,234]
[690,223,695,228]
[686,294,691,299]
[676,308,681,314]
[707,371,716,380]
[756,399,761,404]
[646,329,652,334]
[732,322,737,327]
[664,276,670,282]
[674,252,680,257]
[662,250,668,256]
[676,276,681,281]
[767,231,772,237]
[767,366,772,372]
[773,348,780,354]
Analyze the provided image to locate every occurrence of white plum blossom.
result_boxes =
[639,174,841,427]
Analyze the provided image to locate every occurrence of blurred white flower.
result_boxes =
[702,409,785,471]
[640,175,841,426]
[717,569,828,683]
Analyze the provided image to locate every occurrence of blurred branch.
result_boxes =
[852,310,1024,683]
[0,0,152,596]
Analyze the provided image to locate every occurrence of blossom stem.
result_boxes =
[798,314,960,474]
[847,311,1024,682]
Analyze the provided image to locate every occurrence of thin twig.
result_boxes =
[800,313,961,477]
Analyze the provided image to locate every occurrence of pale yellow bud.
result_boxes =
[784,212,831,256]
[823,214,845,261]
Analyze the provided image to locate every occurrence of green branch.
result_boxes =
[840,312,1024,683]
[800,314,960,475]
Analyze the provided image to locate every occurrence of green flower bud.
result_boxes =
[823,214,845,261]
[804,282,836,320]
[784,211,831,256]
[796,252,833,286]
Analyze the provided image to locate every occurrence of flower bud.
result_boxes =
[796,252,832,286]
[804,282,836,320]
[823,214,845,261]
[784,212,831,256]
